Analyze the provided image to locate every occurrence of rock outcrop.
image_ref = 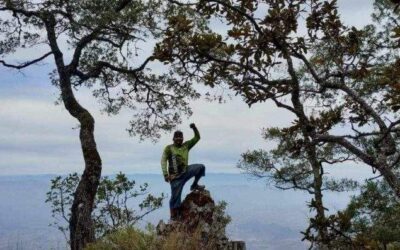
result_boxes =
[156,189,246,250]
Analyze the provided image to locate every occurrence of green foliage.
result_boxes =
[212,200,232,233]
[326,180,400,249]
[46,173,80,241]
[349,181,400,247]
[46,172,165,242]
[85,226,158,250]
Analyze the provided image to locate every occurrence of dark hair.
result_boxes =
[173,130,183,138]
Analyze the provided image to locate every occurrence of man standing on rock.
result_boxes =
[161,123,206,220]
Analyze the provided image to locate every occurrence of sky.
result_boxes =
[0,0,376,176]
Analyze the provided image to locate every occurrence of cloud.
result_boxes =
[0,75,296,175]
[337,0,374,28]
[0,1,377,177]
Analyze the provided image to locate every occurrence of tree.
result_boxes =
[238,145,358,247]
[323,180,400,249]
[154,0,400,246]
[0,0,198,248]
[46,172,164,243]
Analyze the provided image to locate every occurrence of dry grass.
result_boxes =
[85,227,158,250]
[85,225,221,250]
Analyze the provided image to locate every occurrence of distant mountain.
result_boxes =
[0,174,355,250]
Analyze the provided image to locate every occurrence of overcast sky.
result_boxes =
[0,0,376,176]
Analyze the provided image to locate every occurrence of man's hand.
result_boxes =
[164,175,175,182]
[190,123,196,129]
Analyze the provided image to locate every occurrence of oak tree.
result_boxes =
[156,0,400,246]
[0,0,197,249]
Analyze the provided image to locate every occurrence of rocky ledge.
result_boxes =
[156,189,246,250]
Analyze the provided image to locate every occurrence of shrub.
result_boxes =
[46,172,165,242]
[85,226,158,250]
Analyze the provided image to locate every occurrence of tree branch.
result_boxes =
[0,52,53,69]
[73,56,154,82]
[314,134,376,167]
[67,0,134,71]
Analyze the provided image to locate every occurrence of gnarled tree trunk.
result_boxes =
[45,16,102,250]
[60,70,102,250]
[64,85,102,249]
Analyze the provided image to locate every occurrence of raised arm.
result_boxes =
[185,123,200,149]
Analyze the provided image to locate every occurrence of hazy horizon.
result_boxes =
[0,173,362,250]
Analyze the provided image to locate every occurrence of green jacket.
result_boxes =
[161,129,200,178]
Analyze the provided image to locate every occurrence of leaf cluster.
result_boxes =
[323,180,400,249]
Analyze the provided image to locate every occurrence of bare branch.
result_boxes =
[314,134,376,167]
[0,52,53,69]
[73,56,154,82]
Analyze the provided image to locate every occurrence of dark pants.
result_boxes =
[169,164,206,209]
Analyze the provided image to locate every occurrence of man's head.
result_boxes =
[173,130,184,146]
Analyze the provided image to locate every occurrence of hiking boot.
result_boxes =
[190,184,205,191]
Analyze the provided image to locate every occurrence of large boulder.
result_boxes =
[156,189,246,250]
